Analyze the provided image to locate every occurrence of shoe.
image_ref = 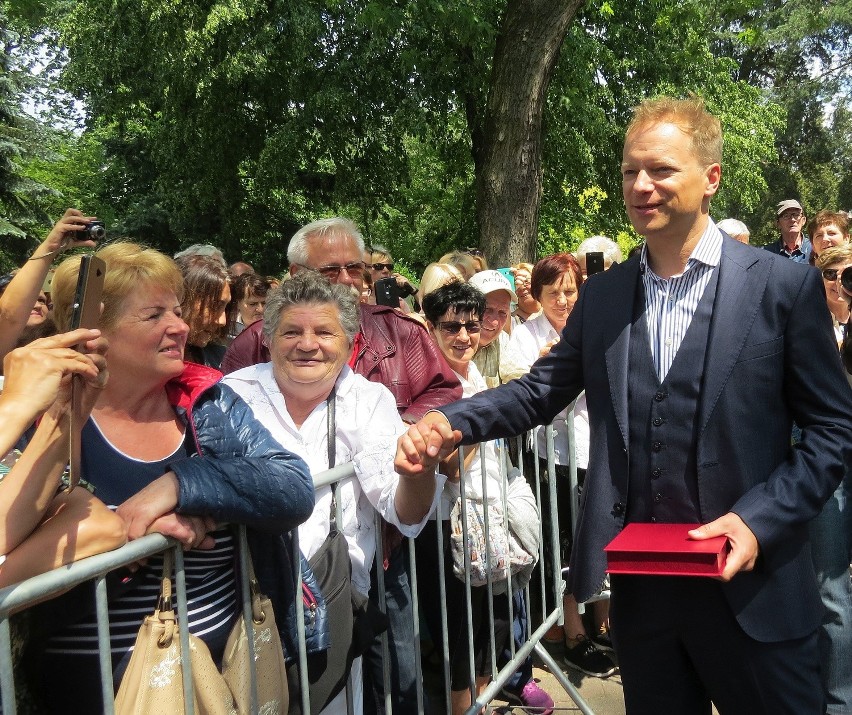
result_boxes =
[501,679,555,714]
[563,635,618,678]
[590,624,614,652]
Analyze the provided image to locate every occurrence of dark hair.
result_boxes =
[175,254,230,345]
[422,281,486,325]
[231,272,274,304]
[531,253,583,301]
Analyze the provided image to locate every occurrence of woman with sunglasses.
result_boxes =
[368,245,416,311]
[416,280,513,715]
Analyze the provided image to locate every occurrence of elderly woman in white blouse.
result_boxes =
[223,271,443,714]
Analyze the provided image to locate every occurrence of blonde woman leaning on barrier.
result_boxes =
[0,329,126,587]
[26,242,313,712]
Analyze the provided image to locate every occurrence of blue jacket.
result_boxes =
[168,362,329,656]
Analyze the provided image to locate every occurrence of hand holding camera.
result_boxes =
[35,208,104,262]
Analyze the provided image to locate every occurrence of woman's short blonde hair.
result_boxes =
[817,244,852,270]
[417,262,463,304]
[52,242,184,332]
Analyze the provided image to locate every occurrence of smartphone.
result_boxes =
[374,277,401,308]
[69,255,106,332]
[586,251,605,277]
[68,255,106,491]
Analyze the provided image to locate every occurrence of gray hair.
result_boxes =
[263,271,360,343]
[716,218,750,239]
[287,217,366,266]
[174,244,227,268]
[576,235,623,266]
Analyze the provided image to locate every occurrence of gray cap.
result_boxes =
[776,199,803,217]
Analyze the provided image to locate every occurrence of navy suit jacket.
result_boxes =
[441,236,852,642]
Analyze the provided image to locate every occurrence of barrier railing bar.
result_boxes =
[373,511,393,714]
[457,444,477,704]
[545,425,564,626]
[174,546,196,715]
[533,640,597,715]
[479,442,498,680]
[0,615,15,715]
[435,492,452,715]
[235,525,259,713]
[499,441,517,662]
[95,573,115,715]
[407,535,425,714]
[292,533,311,715]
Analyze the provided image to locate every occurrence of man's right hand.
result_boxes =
[395,411,462,477]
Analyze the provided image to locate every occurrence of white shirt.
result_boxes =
[499,311,590,468]
[223,363,443,595]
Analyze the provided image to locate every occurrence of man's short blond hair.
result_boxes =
[626,96,722,167]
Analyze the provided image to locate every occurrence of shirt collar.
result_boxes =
[640,220,723,278]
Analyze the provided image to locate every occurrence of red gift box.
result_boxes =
[604,523,729,577]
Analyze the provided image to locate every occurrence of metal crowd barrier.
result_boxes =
[0,412,607,715]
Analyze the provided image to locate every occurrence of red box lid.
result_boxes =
[604,523,729,577]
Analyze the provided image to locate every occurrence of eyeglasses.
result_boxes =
[298,261,366,280]
[821,267,848,281]
[371,262,394,271]
[779,211,803,221]
[437,320,481,335]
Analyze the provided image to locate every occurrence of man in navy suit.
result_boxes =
[395,97,852,713]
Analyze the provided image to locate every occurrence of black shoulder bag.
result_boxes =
[287,390,389,714]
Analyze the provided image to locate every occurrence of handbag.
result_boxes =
[221,542,289,715]
[449,467,537,590]
[114,549,238,715]
[287,390,388,715]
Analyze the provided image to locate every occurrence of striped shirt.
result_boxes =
[641,222,723,381]
[44,419,238,659]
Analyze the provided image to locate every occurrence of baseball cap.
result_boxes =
[468,270,517,302]
[776,199,803,217]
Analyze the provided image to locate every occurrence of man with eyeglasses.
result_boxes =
[764,199,812,263]
[222,216,460,714]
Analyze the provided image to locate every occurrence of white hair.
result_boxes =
[576,235,623,266]
[716,218,750,239]
[174,244,227,269]
[287,217,365,266]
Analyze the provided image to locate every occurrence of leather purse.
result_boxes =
[114,550,238,715]
[221,544,289,715]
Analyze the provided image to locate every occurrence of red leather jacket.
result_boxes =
[221,303,461,422]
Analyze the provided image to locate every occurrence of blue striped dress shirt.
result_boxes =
[640,222,723,381]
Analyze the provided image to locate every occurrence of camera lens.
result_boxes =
[841,266,852,295]
[85,222,106,241]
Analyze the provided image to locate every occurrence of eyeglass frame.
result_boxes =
[437,320,482,335]
[371,262,395,271]
[821,266,851,282]
[294,261,367,280]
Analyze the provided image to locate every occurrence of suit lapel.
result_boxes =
[603,258,641,452]
[698,239,770,435]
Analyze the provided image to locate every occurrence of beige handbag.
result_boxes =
[221,553,289,715]
[114,549,238,715]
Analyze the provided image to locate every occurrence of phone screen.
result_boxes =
[586,251,605,277]
[374,277,401,307]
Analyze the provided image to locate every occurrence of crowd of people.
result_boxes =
[0,95,849,715]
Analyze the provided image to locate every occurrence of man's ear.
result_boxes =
[289,264,300,277]
[704,162,721,197]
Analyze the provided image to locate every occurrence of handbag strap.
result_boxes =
[326,389,338,531]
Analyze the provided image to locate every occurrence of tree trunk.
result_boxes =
[475,0,582,267]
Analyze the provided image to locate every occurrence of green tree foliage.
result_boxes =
[10,0,850,275]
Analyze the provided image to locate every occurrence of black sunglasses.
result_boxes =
[371,262,394,271]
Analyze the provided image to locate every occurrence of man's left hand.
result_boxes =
[688,513,759,582]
